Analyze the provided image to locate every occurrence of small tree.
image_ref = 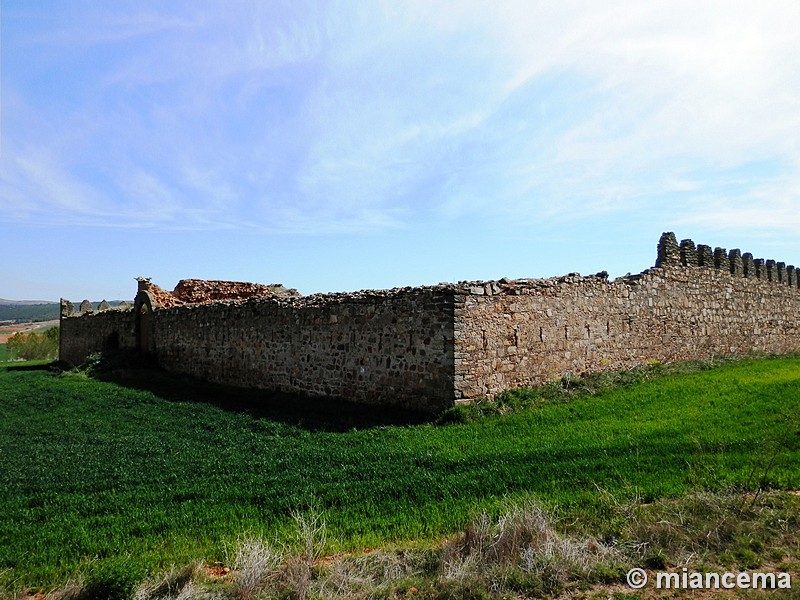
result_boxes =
[6,327,59,361]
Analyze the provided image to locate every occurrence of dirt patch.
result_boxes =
[205,563,231,578]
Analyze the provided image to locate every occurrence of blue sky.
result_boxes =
[2,1,799,302]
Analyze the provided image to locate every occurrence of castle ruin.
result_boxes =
[59,233,800,412]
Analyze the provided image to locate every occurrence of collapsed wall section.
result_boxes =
[151,288,456,412]
[172,279,299,302]
[454,235,800,400]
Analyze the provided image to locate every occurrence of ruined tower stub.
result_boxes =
[60,299,75,317]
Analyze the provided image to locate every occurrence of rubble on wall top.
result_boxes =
[136,277,301,308]
[146,282,185,308]
[173,279,300,303]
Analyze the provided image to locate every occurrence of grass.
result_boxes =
[0,344,6,363]
[0,355,799,594]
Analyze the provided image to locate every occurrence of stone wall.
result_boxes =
[59,307,135,365]
[59,233,800,412]
[151,288,456,412]
[60,286,457,412]
[453,233,800,400]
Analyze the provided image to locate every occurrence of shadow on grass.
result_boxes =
[68,356,433,432]
[1,360,58,371]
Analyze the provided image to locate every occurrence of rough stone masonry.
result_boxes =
[60,233,800,412]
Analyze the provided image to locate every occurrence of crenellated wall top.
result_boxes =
[60,298,131,318]
[657,231,797,287]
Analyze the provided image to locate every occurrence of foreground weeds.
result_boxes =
[437,500,621,598]
[24,490,799,600]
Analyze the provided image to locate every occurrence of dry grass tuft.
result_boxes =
[291,506,327,562]
[134,562,202,600]
[45,580,84,600]
[229,538,282,600]
[441,499,619,596]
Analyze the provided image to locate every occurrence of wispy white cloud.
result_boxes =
[2,0,799,245]
[678,186,800,232]
[19,8,198,49]
[0,145,104,218]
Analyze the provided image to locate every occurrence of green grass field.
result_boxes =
[1,357,798,591]
[0,344,7,363]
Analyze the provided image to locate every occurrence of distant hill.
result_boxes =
[0,302,59,323]
[0,299,56,306]
[0,299,129,323]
